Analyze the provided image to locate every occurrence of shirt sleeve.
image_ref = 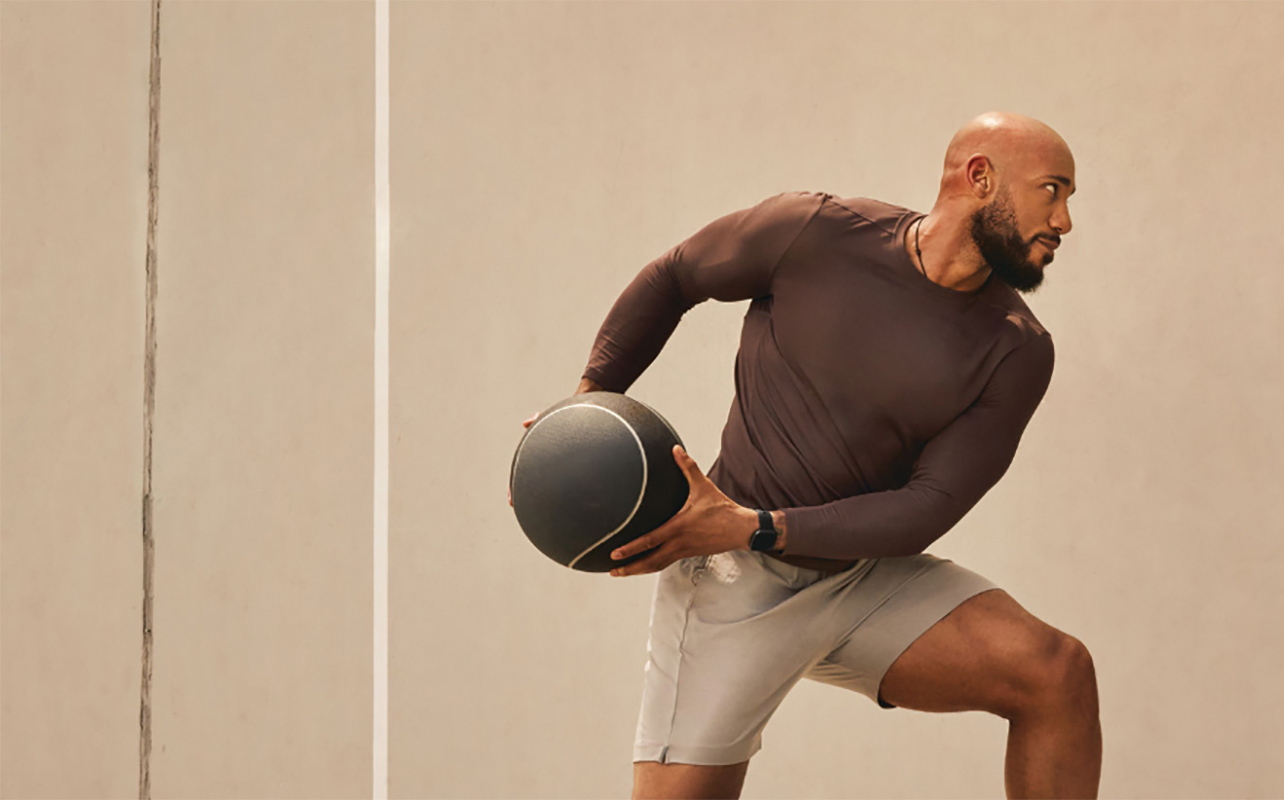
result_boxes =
[781,333,1056,559]
[581,191,825,393]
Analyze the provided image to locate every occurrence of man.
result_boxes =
[517,112,1100,799]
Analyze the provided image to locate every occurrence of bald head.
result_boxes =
[938,111,1073,199]
[914,112,1076,295]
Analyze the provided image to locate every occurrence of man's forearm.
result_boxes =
[575,377,605,395]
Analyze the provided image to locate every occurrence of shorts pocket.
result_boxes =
[676,554,709,586]
[689,551,798,626]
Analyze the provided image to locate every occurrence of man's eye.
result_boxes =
[1045,184,1058,197]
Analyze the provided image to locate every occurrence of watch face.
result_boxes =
[750,529,778,552]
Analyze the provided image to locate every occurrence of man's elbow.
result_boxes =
[901,496,972,556]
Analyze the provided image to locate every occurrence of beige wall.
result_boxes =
[3,1,1282,799]
[393,2,1283,799]
[1,4,150,798]
[3,1,373,798]
[148,2,374,797]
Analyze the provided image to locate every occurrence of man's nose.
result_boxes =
[1051,208,1072,236]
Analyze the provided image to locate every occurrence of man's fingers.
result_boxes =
[611,543,680,577]
[610,518,680,561]
[521,412,539,429]
[609,530,660,561]
[673,444,706,486]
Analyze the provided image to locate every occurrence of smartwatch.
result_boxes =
[748,509,780,553]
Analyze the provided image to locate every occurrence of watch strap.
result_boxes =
[749,508,780,553]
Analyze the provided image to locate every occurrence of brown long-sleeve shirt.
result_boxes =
[582,191,1054,562]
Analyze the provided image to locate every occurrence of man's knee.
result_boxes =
[1008,630,1098,718]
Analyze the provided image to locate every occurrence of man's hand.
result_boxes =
[607,444,757,576]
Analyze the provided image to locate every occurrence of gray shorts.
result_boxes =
[633,548,1000,765]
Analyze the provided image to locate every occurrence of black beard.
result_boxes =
[969,191,1049,294]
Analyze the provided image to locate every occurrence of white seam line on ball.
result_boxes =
[565,407,648,569]
[513,404,648,570]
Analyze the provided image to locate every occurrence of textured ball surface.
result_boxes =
[509,392,688,572]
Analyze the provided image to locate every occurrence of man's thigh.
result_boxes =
[877,588,1072,717]
[803,553,1000,708]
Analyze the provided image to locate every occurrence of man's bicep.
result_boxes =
[907,335,1056,520]
[579,192,823,393]
[778,334,1055,559]
[669,190,825,303]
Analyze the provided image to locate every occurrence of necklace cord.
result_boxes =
[913,216,927,277]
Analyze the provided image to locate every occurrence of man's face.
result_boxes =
[970,155,1075,295]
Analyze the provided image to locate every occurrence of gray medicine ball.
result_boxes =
[508,392,689,572]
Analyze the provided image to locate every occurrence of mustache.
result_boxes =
[1034,234,1061,247]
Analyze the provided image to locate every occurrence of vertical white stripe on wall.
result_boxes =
[374,0,390,797]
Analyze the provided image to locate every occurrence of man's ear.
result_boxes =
[966,154,993,198]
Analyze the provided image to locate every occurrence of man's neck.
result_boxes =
[906,212,992,292]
